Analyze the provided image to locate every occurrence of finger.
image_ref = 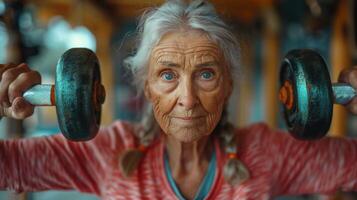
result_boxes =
[11,97,34,119]
[347,97,357,114]
[0,64,30,107]
[338,68,351,83]
[0,63,17,80]
[8,70,41,104]
[338,67,357,88]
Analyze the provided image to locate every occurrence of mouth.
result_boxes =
[172,116,204,120]
[169,116,206,127]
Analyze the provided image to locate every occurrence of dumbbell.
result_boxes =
[279,49,356,140]
[22,48,105,141]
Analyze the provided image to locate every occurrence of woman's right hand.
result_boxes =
[0,63,41,119]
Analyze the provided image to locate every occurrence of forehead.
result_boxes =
[151,30,221,58]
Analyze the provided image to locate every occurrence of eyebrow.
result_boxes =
[195,61,218,68]
[158,61,218,68]
[158,61,180,67]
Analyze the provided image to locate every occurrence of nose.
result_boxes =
[178,78,198,110]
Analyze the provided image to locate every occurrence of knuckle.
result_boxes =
[29,71,41,83]
[19,63,28,68]
[8,82,20,95]
[2,70,16,81]
[0,64,16,79]
[18,72,30,81]
[18,71,41,86]
[18,63,30,72]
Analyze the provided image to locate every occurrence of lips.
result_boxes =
[172,116,204,120]
[170,116,204,127]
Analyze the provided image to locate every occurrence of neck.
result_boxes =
[165,134,213,176]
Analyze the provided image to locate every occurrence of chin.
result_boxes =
[168,127,211,143]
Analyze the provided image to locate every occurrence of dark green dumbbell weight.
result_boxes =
[23,48,106,141]
[279,49,356,140]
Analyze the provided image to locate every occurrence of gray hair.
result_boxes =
[125,0,241,91]
[120,0,249,186]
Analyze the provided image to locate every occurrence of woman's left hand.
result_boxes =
[338,66,357,114]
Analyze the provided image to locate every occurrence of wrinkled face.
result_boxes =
[145,30,232,143]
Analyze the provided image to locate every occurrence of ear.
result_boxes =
[144,81,152,102]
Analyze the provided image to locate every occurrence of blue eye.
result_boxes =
[200,71,214,80]
[161,71,175,81]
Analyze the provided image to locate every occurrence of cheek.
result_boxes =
[200,92,224,131]
[149,87,178,134]
[147,81,179,122]
[200,93,224,113]
[196,81,227,132]
[199,79,227,113]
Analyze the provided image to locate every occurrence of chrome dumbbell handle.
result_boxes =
[332,83,357,105]
[23,84,55,106]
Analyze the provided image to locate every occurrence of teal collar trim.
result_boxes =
[164,150,216,200]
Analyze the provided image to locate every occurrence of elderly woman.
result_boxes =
[1,0,357,199]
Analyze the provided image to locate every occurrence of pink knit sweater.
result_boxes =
[1,121,357,200]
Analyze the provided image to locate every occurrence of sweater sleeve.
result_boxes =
[265,125,357,196]
[0,121,136,195]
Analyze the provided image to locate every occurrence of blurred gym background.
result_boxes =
[0,0,356,200]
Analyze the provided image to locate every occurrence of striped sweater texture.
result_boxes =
[1,121,357,200]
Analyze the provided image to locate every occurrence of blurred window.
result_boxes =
[0,22,8,63]
[44,17,96,51]
[0,0,5,15]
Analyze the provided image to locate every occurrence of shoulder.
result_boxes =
[234,122,293,151]
[234,122,337,156]
[235,122,281,141]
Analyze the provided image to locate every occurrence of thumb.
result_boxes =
[10,97,34,119]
